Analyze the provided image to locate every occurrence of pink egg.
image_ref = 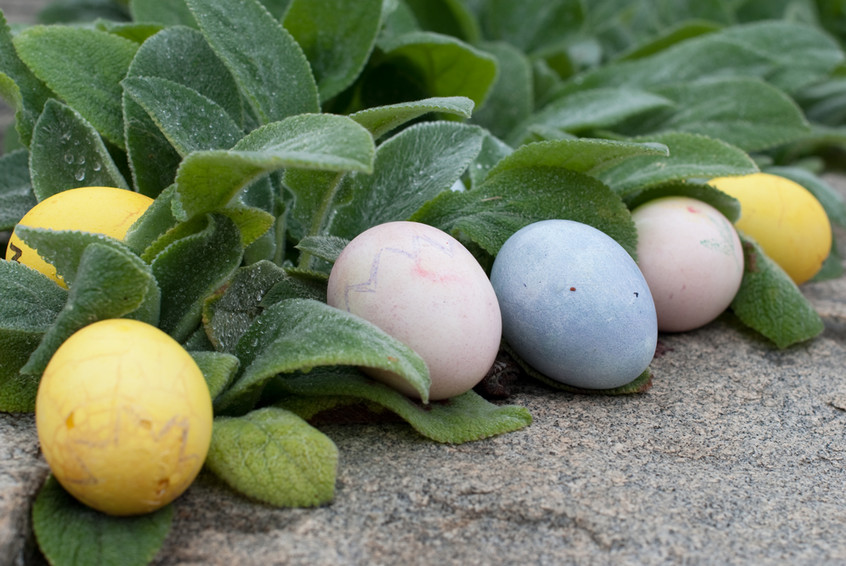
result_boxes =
[632,196,744,332]
[327,221,502,400]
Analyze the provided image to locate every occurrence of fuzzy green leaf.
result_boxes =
[470,41,533,139]
[122,76,243,155]
[596,132,759,196]
[412,165,637,258]
[215,298,430,414]
[349,96,474,140]
[206,407,339,508]
[283,0,383,102]
[561,21,844,96]
[377,31,498,108]
[474,0,584,54]
[488,138,669,179]
[404,0,481,43]
[29,99,129,202]
[13,25,138,148]
[202,261,291,353]
[509,87,673,145]
[730,234,824,349]
[0,12,52,147]
[327,121,485,239]
[124,25,246,196]
[19,240,158,376]
[130,0,197,27]
[0,260,66,412]
[274,367,534,443]
[295,235,349,265]
[625,180,742,224]
[173,114,375,222]
[186,0,319,124]
[0,149,36,231]
[151,213,243,342]
[190,350,240,399]
[625,78,810,152]
[33,475,173,566]
[123,184,179,255]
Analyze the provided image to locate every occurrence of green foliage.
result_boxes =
[33,476,173,566]
[3,0,846,562]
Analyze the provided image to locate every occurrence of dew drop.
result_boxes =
[74,170,86,182]
[64,153,74,164]
[92,162,102,172]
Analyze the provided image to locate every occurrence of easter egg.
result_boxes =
[327,221,502,401]
[708,172,831,285]
[35,319,213,516]
[490,219,657,390]
[632,196,744,332]
[7,186,153,287]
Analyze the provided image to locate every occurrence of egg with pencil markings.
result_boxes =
[327,221,502,401]
[490,219,657,390]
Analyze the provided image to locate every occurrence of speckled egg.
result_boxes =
[490,219,657,390]
[632,196,744,332]
[327,221,502,401]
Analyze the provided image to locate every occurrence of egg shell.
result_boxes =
[708,172,831,285]
[7,186,153,286]
[632,196,744,332]
[490,219,657,390]
[327,221,502,401]
[36,319,212,516]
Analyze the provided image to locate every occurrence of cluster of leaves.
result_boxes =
[2,0,846,563]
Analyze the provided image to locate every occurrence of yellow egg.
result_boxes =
[6,186,153,287]
[35,319,213,516]
[708,172,832,285]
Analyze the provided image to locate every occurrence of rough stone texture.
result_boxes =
[3,1,846,564]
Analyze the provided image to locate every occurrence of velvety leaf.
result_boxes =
[274,367,534,443]
[617,20,723,61]
[730,234,824,349]
[33,475,173,566]
[215,298,430,414]
[0,12,52,147]
[129,0,197,27]
[561,21,844,96]
[404,0,481,43]
[627,78,810,152]
[595,132,759,196]
[468,132,513,188]
[470,41,533,139]
[475,0,584,54]
[508,87,673,145]
[190,350,240,399]
[151,213,244,342]
[124,25,246,196]
[202,260,290,353]
[206,407,339,507]
[328,121,485,239]
[94,21,164,45]
[283,0,383,102]
[123,184,179,255]
[377,31,498,108]
[625,180,742,223]
[186,0,319,124]
[0,260,66,412]
[412,165,637,258]
[349,96,474,140]
[29,99,129,202]
[295,235,349,265]
[13,25,139,148]
[488,138,669,179]
[19,240,158,376]
[122,76,243,155]
[0,149,36,231]
[172,114,375,222]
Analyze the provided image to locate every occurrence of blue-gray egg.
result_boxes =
[490,219,657,389]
